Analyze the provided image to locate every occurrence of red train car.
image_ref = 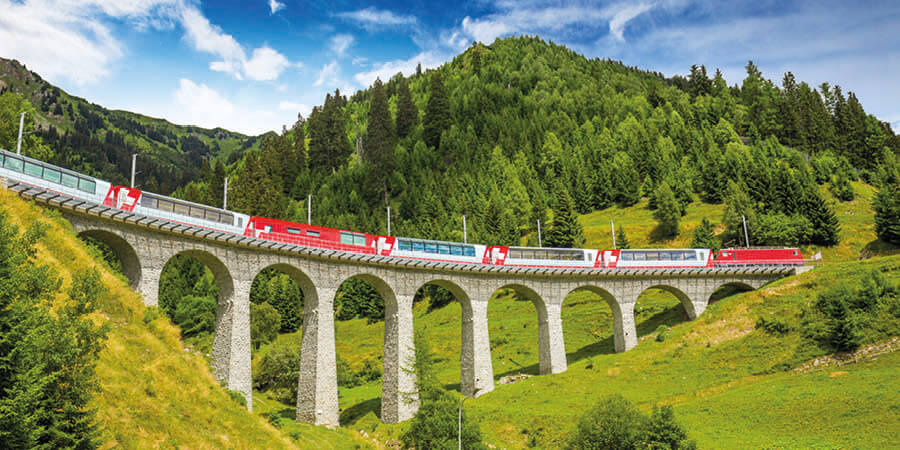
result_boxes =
[246,217,377,254]
[713,248,803,266]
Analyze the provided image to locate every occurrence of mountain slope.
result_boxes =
[0,188,369,448]
[0,57,264,194]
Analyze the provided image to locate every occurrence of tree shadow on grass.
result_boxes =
[648,223,677,244]
[339,397,381,425]
[861,238,900,259]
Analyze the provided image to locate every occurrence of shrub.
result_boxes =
[173,295,217,338]
[253,340,301,404]
[873,183,900,245]
[568,395,694,449]
[568,394,647,449]
[655,325,670,342]
[755,317,792,335]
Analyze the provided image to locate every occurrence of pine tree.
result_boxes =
[423,72,451,152]
[307,90,352,173]
[616,226,630,249]
[395,79,418,139]
[364,78,396,203]
[653,181,681,237]
[873,183,900,245]
[691,218,720,251]
[546,188,585,248]
[800,183,840,246]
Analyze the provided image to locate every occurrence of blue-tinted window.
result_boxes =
[464,247,476,257]
[425,243,437,253]
[4,156,23,171]
[286,227,301,234]
[60,172,78,188]
[306,230,320,237]
[412,241,424,252]
[42,168,61,183]
[78,177,96,193]
[450,246,462,255]
[438,244,450,254]
[24,161,42,177]
[398,240,411,251]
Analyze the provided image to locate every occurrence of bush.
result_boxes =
[755,317,792,335]
[253,340,301,404]
[173,295,217,338]
[569,394,648,449]
[753,213,813,246]
[873,183,900,245]
[655,325,670,342]
[569,395,694,449]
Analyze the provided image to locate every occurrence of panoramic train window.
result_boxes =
[438,244,450,254]
[398,239,411,251]
[77,178,95,193]
[141,195,157,209]
[42,168,61,183]
[412,241,424,252]
[190,206,205,219]
[24,161,43,178]
[60,173,78,188]
[4,155,23,171]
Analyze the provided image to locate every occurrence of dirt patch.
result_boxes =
[828,371,848,378]
[607,367,620,376]
[795,336,900,374]
[498,373,532,385]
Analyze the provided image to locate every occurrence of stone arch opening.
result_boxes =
[560,285,621,360]
[633,285,693,341]
[486,283,546,378]
[708,281,755,305]
[333,272,416,425]
[77,229,141,289]
[157,249,234,354]
[246,263,313,413]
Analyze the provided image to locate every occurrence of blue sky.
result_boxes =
[1,0,898,135]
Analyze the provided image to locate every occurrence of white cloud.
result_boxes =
[351,57,369,66]
[329,34,355,58]
[336,6,417,31]
[243,46,291,81]
[461,16,511,44]
[314,60,340,87]
[180,5,292,81]
[168,78,291,135]
[354,51,444,87]
[278,101,310,117]
[268,0,285,15]
[0,0,181,85]
[609,3,653,41]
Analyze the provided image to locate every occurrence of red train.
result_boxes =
[0,148,806,271]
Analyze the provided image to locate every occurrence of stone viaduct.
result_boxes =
[4,179,805,426]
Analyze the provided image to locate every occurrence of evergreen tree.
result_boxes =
[691,218,720,251]
[830,170,855,201]
[364,78,397,203]
[800,183,840,246]
[307,90,352,173]
[395,79,418,139]
[231,152,286,217]
[653,181,681,237]
[423,72,452,152]
[616,226,630,249]
[873,183,900,245]
[250,302,281,350]
[0,214,107,449]
[545,188,585,248]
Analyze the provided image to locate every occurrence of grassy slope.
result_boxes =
[250,180,900,448]
[0,189,369,449]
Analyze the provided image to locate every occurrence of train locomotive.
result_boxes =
[0,148,806,269]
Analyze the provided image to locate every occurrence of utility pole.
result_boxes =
[307,194,312,225]
[463,215,467,244]
[130,154,137,188]
[611,220,616,249]
[387,206,391,236]
[16,112,25,155]
[537,219,542,248]
[742,214,750,248]
[223,177,229,210]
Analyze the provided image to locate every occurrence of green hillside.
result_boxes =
[0,188,369,449]
[0,57,266,195]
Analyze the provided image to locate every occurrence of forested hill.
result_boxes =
[206,36,900,250]
[0,57,265,195]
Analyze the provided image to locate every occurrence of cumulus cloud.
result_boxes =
[268,0,285,15]
[0,0,181,84]
[169,78,292,135]
[180,5,293,81]
[314,60,340,87]
[329,34,355,58]
[354,51,443,87]
[335,6,417,31]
